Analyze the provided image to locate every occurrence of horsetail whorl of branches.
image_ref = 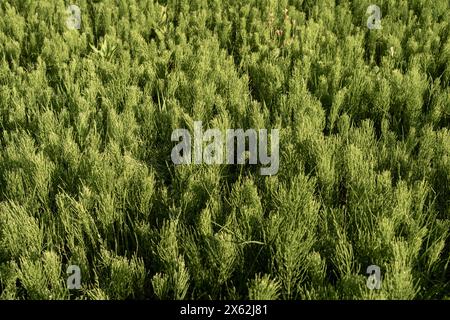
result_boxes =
[0,0,449,301]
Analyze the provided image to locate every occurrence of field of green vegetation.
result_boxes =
[0,0,449,300]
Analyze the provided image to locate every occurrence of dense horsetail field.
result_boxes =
[0,0,449,301]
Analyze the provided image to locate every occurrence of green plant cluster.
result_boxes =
[0,0,449,300]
